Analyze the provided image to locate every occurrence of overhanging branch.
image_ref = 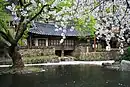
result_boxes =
[27,4,49,23]
[15,5,49,43]
[15,16,25,39]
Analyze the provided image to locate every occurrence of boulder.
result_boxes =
[119,60,130,71]
[59,56,75,61]
[102,62,112,67]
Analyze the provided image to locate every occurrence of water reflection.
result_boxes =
[0,65,130,87]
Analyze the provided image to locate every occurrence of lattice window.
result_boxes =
[38,39,46,46]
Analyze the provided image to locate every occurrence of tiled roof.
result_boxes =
[29,22,90,36]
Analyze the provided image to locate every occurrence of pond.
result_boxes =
[0,65,130,87]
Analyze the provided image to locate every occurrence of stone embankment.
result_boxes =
[119,60,130,71]
[102,60,130,71]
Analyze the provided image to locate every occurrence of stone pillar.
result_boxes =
[86,46,89,53]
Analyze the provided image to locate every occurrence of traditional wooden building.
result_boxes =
[27,22,118,56]
[27,22,94,56]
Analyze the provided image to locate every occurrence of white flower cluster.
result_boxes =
[5,0,130,54]
[93,0,130,53]
[49,0,94,40]
[6,3,20,22]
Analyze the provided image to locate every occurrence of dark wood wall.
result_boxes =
[28,33,118,51]
[27,33,80,50]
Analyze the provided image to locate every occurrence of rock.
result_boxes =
[102,62,112,67]
[102,61,120,70]
[59,56,75,61]
[119,60,130,71]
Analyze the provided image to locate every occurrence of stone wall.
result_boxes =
[73,46,120,61]
[19,47,55,57]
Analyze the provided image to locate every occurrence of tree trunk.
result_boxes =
[9,45,24,68]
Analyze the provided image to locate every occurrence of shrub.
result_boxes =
[120,46,130,61]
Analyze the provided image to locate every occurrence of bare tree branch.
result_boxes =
[126,0,130,8]
[19,0,24,7]
[121,7,128,21]
[27,5,49,23]
[15,16,25,39]
[90,0,105,12]
[24,3,32,8]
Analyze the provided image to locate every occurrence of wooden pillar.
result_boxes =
[29,36,32,48]
[94,34,96,52]
[61,43,64,57]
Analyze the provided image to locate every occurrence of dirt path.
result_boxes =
[0,60,115,67]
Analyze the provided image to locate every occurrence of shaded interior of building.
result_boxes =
[55,50,73,56]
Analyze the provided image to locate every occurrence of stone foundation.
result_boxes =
[19,47,55,57]
[73,46,120,61]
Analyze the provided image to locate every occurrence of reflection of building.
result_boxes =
[27,22,118,56]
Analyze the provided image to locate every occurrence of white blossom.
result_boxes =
[59,27,62,31]
[60,39,64,44]
[13,16,18,20]
[26,7,31,11]
[70,26,74,32]
[6,6,12,11]
[31,0,37,7]
[106,46,111,51]
[51,0,59,8]
[55,24,58,28]
[55,28,59,31]
[40,0,46,5]
[61,33,65,37]
[21,10,28,17]
[63,29,67,33]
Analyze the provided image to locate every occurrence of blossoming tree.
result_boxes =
[0,0,96,68]
[91,0,130,54]
[1,0,130,68]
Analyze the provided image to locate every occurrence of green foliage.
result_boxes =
[106,7,111,13]
[0,0,10,21]
[104,4,118,14]
[75,14,96,39]
[0,0,13,45]
[57,0,73,8]
[87,15,96,37]
[128,46,130,53]
[120,46,130,61]
[94,0,100,8]
[113,5,119,13]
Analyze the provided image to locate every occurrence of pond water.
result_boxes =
[0,65,130,87]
